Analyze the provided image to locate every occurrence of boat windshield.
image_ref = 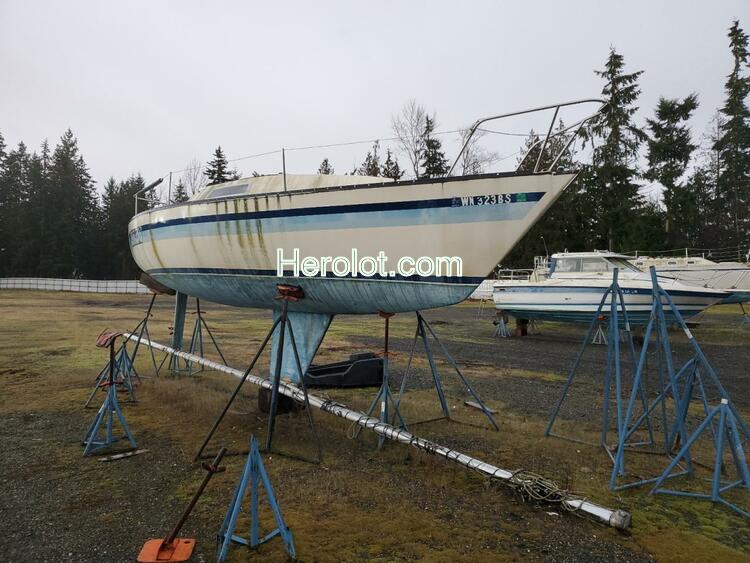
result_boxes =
[552,256,641,274]
[607,257,641,272]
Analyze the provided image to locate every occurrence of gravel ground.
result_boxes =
[1,291,748,561]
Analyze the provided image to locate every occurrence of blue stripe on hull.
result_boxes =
[131,197,541,246]
[498,285,724,299]
[150,272,475,314]
[133,192,545,233]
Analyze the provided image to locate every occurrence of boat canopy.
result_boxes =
[191,173,392,201]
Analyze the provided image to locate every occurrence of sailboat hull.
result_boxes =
[129,172,576,314]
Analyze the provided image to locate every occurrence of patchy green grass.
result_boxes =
[1,290,749,561]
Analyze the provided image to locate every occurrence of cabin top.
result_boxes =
[192,173,392,201]
[549,251,641,274]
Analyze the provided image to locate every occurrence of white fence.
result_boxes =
[0,277,150,294]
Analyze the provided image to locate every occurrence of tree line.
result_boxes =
[0,20,747,280]
[505,20,749,267]
[0,141,239,279]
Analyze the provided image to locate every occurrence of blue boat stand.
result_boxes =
[82,331,137,456]
[216,436,297,561]
[193,284,322,464]
[351,312,409,449]
[164,293,227,376]
[650,398,750,518]
[546,270,647,448]
[393,311,499,432]
[546,267,750,516]
[84,292,163,407]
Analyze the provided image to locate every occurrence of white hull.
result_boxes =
[493,259,728,325]
[129,172,576,314]
[631,257,750,304]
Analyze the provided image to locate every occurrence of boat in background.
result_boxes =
[493,251,728,325]
[630,254,750,304]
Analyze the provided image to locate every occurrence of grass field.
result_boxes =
[1,290,749,561]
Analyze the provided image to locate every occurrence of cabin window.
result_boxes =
[581,258,608,272]
[205,184,249,199]
[555,258,581,273]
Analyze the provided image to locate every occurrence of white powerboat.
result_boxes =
[493,251,729,325]
[630,255,750,304]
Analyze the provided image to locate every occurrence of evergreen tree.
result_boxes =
[43,130,100,277]
[357,141,381,176]
[318,158,334,175]
[172,179,189,202]
[0,142,30,275]
[380,149,404,180]
[420,117,448,178]
[505,124,592,267]
[646,94,699,247]
[0,133,8,272]
[586,48,647,251]
[204,146,239,185]
[688,113,725,248]
[713,20,750,249]
[100,174,146,279]
[15,148,49,275]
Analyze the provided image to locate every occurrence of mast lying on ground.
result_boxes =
[124,332,631,531]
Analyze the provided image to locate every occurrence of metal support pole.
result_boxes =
[266,299,288,452]
[193,317,281,461]
[125,331,631,530]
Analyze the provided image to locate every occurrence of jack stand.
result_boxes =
[546,269,655,482]
[138,448,227,562]
[352,312,408,449]
[125,292,160,379]
[84,345,138,407]
[85,292,161,407]
[741,303,750,328]
[651,399,750,518]
[493,311,511,338]
[193,285,321,463]
[82,331,137,456]
[394,311,499,431]
[217,436,296,562]
[185,298,228,375]
[613,267,750,496]
[592,319,607,345]
[610,267,750,489]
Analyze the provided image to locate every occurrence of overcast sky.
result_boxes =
[2,0,748,196]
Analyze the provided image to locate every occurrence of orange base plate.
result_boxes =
[137,538,196,562]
